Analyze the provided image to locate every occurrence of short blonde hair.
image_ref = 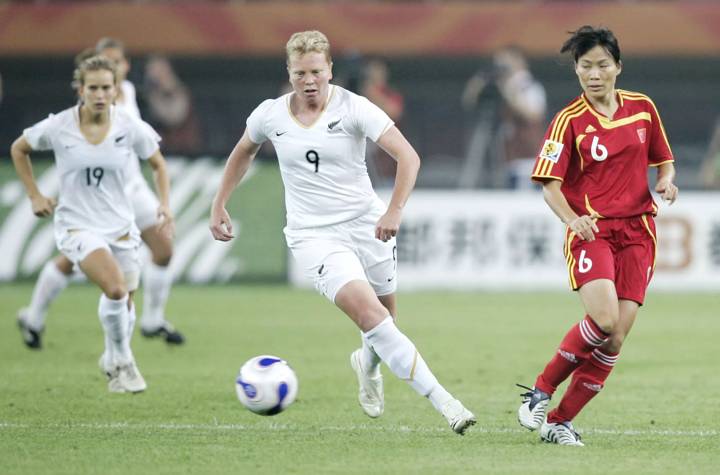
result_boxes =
[73,55,117,89]
[286,30,332,64]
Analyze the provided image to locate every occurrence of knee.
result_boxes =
[54,256,74,275]
[143,227,173,266]
[590,308,619,334]
[357,305,390,332]
[151,244,173,266]
[603,332,626,353]
[104,284,128,301]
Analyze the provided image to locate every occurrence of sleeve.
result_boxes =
[646,100,674,167]
[132,119,162,160]
[245,99,273,145]
[530,109,573,183]
[349,95,394,142]
[22,114,56,151]
[121,81,142,120]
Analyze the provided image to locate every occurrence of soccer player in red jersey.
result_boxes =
[516,26,678,446]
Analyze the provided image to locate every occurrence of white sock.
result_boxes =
[127,302,137,343]
[141,262,172,329]
[426,385,454,412]
[360,333,381,377]
[100,334,114,372]
[98,294,132,365]
[364,316,454,410]
[26,261,70,330]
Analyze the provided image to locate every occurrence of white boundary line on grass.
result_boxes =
[0,421,717,438]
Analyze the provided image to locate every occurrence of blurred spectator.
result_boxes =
[700,118,720,188]
[143,55,202,155]
[360,58,404,186]
[334,49,364,94]
[362,59,404,122]
[462,46,547,189]
[0,72,3,107]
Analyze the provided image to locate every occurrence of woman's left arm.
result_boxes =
[655,162,678,205]
[147,150,174,236]
[374,126,421,242]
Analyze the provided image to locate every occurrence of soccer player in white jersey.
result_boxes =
[210,31,476,434]
[16,38,184,349]
[10,56,173,393]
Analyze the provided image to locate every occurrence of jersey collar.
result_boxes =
[287,85,335,129]
[581,91,623,128]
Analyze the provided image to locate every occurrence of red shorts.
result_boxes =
[564,214,657,305]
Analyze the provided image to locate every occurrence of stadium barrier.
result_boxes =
[0,158,286,283]
[4,159,718,290]
[289,190,720,291]
[2,1,719,56]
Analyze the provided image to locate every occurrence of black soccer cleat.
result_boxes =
[17,311,43,350]
[141,321,185,345]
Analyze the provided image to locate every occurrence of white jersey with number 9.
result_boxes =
[246,85,393,230]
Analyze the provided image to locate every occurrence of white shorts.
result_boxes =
[285,208,397,303]
[127,178,160,232]
[56,229,142,291]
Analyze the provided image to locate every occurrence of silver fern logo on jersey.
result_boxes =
[327,118,344,134]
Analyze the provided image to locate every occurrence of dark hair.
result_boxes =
[561,26,621,64]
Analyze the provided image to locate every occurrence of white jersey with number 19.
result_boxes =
[23,105,161,241]
[246,85,393,230]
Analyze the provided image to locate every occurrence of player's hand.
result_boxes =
[568,215,599,242]
[210,206,234,241]
[30,194,56,218]
[655,178,679,205]
[375,209,401,242]
[156,205,175,239]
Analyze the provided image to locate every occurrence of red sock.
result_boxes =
[547,349,619,423]
[535,315,608,395]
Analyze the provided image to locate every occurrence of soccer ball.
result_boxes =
[235,355,298,416]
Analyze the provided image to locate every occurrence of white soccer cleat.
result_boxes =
[350,349,384,418]
[98,352,112,376]
[116,361,147,394]
[540,421,585,446]
[517,384,551,431]
[98,353,126,393]
[441,399,477,435]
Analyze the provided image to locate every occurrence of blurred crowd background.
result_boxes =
[1,0,719,190]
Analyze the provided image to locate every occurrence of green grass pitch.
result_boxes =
[1,284,718,474]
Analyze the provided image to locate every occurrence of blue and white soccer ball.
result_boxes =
[235,355,298,416]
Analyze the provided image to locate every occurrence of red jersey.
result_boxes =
[531,90,674,218]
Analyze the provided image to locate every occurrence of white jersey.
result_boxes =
[246,85,393,229]
[120,80,141,120]
[23,105,161,241]
[118,80,146,190]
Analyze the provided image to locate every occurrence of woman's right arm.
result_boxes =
[209,129,262,241]
[542,180,598,242]
[10,136,55,217]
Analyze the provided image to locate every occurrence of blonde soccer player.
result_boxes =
[17,38,183,349]
[10,56,173,393]
[210,30,476,434]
